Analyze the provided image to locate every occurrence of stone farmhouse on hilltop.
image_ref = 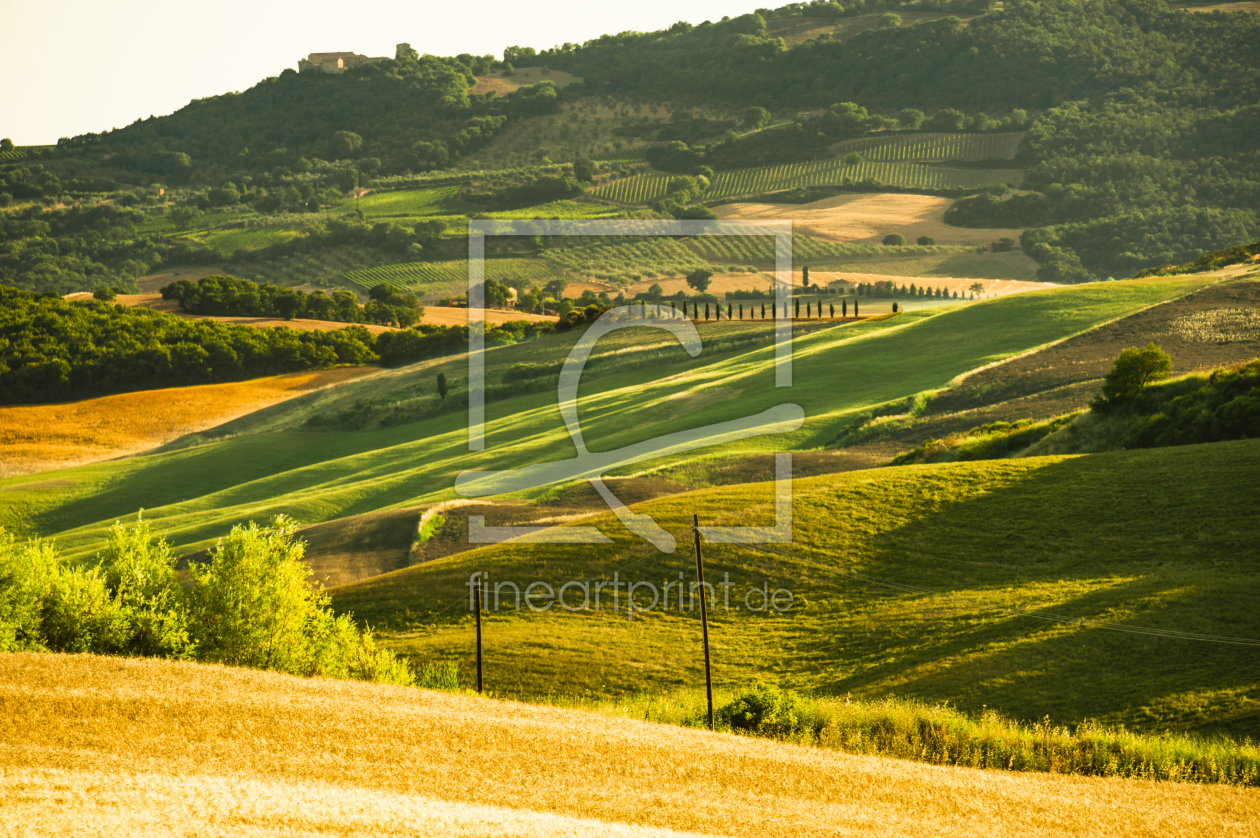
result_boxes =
[298,44,412,73]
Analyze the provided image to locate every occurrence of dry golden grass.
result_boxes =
[0,368,373,478]
[715,193,1023,246]
[419,305,555,327]
[2,653,1257,837]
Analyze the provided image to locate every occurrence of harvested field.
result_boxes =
[0,368,374,478]
[802,272,1058,298]
[715,193,1023,246]
[420,306,554,327]
[4,654,1257,838]
[928,278,1260,418]
[625,272,777,297]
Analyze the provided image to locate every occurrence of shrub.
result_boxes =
[883,233,906,246]
[95,516,194,658]
[917,235,935,246]
[717,682,811,738]
[0,532,60,651]
[1091,343,1172,411]
[0,516,412,686]
[186,517,410,684]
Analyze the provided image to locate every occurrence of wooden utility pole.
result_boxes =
[475,576,484,694]
[692,514,714,730]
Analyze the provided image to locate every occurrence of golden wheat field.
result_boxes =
[1,654,1257,837]
[419,305,556,327]
[0,368,373,478]
[714,194,1022,246]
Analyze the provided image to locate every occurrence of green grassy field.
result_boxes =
[833,132,1025,162]
[331,185,463,218]
[335,437,1260,739]
[199,226,301,256]
[0,276,1212,562]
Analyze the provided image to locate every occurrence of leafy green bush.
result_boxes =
[1091,342,1172,412]
[716,682,812,738]
[0,515,412,686]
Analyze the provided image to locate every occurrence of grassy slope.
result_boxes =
[338,438,1260,740]
[7,654,1253,838]
[0,277,1211,558]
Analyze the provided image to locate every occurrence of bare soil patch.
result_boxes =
[715,193,1023,246]
[469,68,581,97]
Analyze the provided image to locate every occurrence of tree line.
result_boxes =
[161,275,424,327]
[0,284,556,405]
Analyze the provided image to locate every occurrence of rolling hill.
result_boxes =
[0,276,1213,559]
[3,653,1255,837]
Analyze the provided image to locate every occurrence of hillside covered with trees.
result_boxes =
[1,0,1257,290]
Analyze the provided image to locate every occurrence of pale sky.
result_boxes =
[2,0,770,146]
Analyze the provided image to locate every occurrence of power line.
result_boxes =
[732,542,1260,648]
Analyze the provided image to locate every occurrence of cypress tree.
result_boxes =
[794,299,800,319]
[727,304,732,320]
[830,303,835,319]
[855,299,859,317]
[739,303,744,319]
[842,299,847,317]
[705,303,710,320]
